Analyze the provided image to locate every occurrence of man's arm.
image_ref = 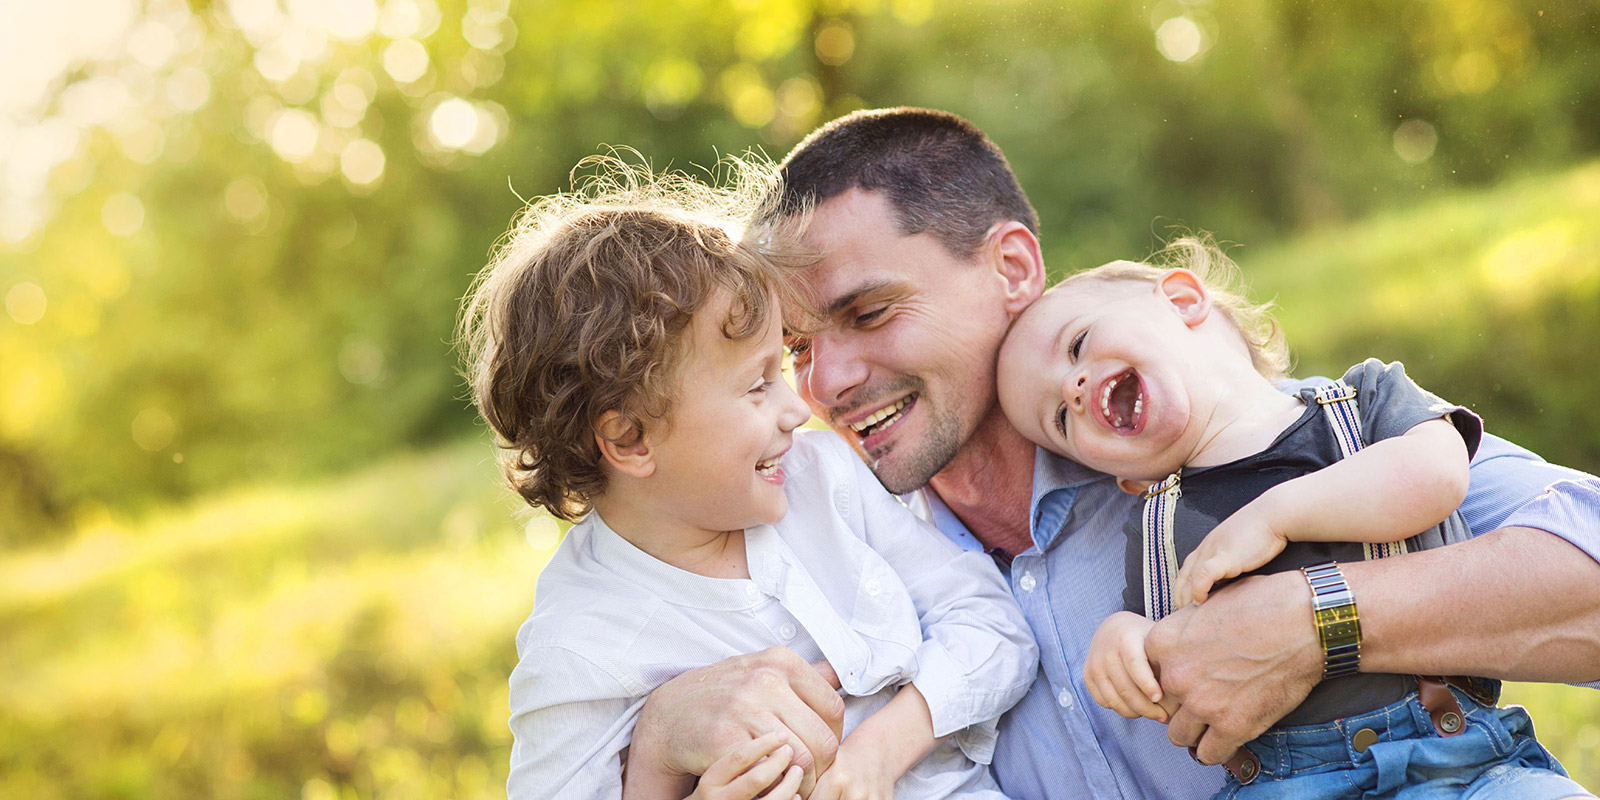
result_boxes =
[1147,475,1600,765]
[623,648,844,799]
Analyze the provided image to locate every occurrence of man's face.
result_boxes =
[786,189,1015,494]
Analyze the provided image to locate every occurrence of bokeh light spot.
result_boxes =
[1156,17,1202,63]
[224,177,270,223]
[721,65,775,129]
[340,138,386,185]
[338,337,386,384]
[268,108,320,162]
[132,407,178,452]
[383,39,429,84]
[102,193,146,237]
[1393,119,1438,164]
[6,282,47,325]
[524,516,560,550]
[814,22,854,67]
[428,97,478,149]
[166,67,212,112]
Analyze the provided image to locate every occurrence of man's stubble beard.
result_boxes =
[867,402,964,496]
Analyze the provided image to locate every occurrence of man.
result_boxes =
[623,108,1600,798]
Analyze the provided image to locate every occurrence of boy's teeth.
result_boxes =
[850,396,911,433]
[755,455,781,475]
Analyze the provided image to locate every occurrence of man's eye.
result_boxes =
[1068,330,1087,360]
[854,307,886,326]
[786,338,811,358]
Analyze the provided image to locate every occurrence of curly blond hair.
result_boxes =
[1058,236,1291,379]
[458,154,814,521]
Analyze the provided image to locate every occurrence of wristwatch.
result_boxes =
[1301,561,1361,679]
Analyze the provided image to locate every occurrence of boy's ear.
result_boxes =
[1116,477,1151,496]
[595,411,655,479]
[988,221,1047,316]
[1158,268,1211,328]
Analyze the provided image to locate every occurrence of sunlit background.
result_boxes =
[2,0,1598,796]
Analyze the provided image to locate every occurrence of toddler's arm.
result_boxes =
[1175,416,1469,607]
[810,684,938,800]
[1083,611,1173,723]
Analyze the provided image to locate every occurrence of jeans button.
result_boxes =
[1351,727,1379,753]
[1441,711,1463,733]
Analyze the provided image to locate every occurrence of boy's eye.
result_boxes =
[1055,404,1070,439]
[1068,330,1087,360]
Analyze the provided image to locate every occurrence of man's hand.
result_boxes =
[1172,500,1288,608]
[625,647,844,799]
[1144,571,1321,765]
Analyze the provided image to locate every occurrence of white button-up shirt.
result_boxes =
[507,430,1038,799]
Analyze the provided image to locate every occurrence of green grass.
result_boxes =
[0,440,556,799]
[1241,159,1600,475]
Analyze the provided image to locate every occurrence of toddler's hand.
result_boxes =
[687,730,804,800]
[807,735,900,800]
[1084,611,1169,722]
[1174,501,1287,608]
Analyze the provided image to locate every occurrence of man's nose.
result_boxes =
[798,333,868,408]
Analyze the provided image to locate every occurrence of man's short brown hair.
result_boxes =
[765,107,1039,258]
[459,156,811,521]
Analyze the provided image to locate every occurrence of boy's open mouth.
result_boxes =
[1099,370,1144,431]
[850,393,916,439]
[755,454,783,478]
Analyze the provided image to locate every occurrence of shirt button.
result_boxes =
[864,578,881,596]
[779,623,797,640]
[1019,572,1037,593]
[1057,688,1075,709]
[745,584,761,600]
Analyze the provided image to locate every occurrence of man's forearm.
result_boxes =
[1148,523,1600,764]
[1352,525,1600,682]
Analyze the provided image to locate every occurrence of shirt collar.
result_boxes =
[1029,445,1108,551]
[585,511,771,611]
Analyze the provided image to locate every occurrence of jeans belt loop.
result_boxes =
[1191,745,1261,785]
[1417,675,1477,737]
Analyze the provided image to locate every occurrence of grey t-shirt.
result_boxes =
[1121,359,1482,725]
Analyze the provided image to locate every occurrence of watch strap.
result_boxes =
[1302,561,1361,679]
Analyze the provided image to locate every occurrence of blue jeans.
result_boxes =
[1216,681,1594,799]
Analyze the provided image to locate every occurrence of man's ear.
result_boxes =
[1116,477,1151,496]
[1158,268,1211,328]
[988,221,1047,316]
[595,411,655,479]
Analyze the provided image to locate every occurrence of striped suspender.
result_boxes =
[1315,382,1407,560]
[1139,380,1406,619]
[1141,470,1183,620]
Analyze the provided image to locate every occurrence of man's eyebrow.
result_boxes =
[823,279,903,318]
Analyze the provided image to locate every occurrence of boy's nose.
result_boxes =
[776,377,812,432]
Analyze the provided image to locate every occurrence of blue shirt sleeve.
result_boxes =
[1461,432,1600,563]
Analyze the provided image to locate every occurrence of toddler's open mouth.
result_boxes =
[1100,370,1144,431]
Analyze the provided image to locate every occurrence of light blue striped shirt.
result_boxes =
[916,420,1600,800]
